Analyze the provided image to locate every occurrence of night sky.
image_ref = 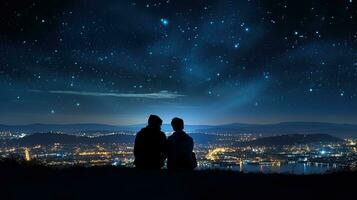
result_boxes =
[0,0,356,125]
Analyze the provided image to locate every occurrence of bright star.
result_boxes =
[160,18,169,26]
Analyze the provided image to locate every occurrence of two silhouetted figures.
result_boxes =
[134,115,197,170]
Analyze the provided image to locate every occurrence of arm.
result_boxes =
[160,134,168,160]
[189,137,194,152]
[189,137,197,169]
[134,132,141,158]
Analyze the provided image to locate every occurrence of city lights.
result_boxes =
[0,130,356,173]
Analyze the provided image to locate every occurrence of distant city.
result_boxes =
[1,122,357,174]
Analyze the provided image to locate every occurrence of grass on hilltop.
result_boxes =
[0,157,356,200]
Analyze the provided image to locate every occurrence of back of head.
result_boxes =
[147,115,163,129]
[171,117,184,132]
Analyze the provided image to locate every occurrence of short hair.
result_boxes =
[148,115,162,127]
[171,117,184,131]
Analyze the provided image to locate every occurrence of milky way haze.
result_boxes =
[0,0,356,125]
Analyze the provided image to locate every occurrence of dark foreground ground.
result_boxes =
[1,161,356,200]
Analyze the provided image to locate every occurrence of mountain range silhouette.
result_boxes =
[2,122,357,137]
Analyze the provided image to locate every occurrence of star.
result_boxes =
[263,72,270,79]
[160,18,169,26]
[0,0,356,126]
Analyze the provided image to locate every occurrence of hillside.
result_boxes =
[240,134,343,146]
[197,122,357,137]
[7,132,134,146]
[0,163,355,200]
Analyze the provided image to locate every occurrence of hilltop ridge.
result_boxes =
[0,162,355,200]
[2,122,357,138]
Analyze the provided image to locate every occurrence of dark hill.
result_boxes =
[9,132,134,146]
[197,122,357,138]
[2,122,357,138]
[240,134,342,146]
[0,163,355,200]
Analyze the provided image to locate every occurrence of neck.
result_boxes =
[174,130,184,133]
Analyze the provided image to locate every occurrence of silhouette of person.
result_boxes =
[134,115,167,169]
[167,117,197,170]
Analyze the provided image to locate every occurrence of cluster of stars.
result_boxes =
[0,0,356,124]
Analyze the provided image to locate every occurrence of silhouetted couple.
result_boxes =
[134,115,197,170]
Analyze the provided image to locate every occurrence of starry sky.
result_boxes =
[0,0,356,125]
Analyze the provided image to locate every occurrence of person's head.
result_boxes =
[171,117,184,132]
[147,115,162,129]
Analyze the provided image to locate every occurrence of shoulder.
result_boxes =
[188,135,193,141]
[168,134,178,143]
[136,128,146,136]
[183,132,192,139]
[188,136,193,143]
[167,134,174,140]
[184,133,193,144]
[159,131,167,139]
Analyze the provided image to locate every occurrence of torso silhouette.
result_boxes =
[134,126,167,169]
[167,131,195,170]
